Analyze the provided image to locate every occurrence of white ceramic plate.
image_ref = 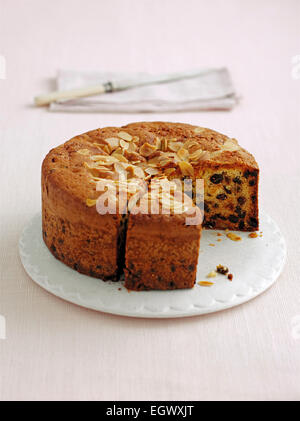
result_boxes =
[19,211,286,318]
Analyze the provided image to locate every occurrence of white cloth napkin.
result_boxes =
[50,68,238,113]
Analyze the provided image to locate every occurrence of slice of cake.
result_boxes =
[124,183,202,290]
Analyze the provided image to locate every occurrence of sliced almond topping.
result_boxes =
[92,143,109,154]
[84,162,114,177]
[90,154,109,161]
[164,168,176,176]
[206,271,217,278]
[189,149,210,162]
[102,145,111,155]
[161,138,168,152]
[77,149,90,155]
[86,198,97,207]
[124,150,145,162]
[93,161,114,167]
[114,162,128,172]
[178,161,194,176]
[92,155,119,164]
[159,158,174,168]
[111,153,128,163]
[114,163,128,180]
[105,137,120,150]
[118,131,133,142]
[140,142,157,157]
[145,167,159,176]
[189,148,203,160]
[177,147,189,161]
[198,281,214,286]
[168,141,183,152]
[184,139,199,149]
[120,139,129,150]
[133,166,145,178]
[221,138,239,152]
[95,168,115,177]
[155,137,161,150]
[127,142,137,153]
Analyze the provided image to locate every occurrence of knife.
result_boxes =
[34,69,211,106]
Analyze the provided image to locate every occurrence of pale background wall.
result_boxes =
[0,0,300,401]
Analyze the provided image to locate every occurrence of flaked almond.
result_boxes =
[127,142,137,153]
[178,161,194,176]
[93,161,114,167]
[164,152,178,159]
[198,281,214,286]
[189,149,210,162]
[189,148,203,160]
[133,166,145,178]
[95,168,115,177]
[155,137,161,150]
[114,164,127,180]
[92,143,109,155]
[114,162,128,172]
[164,168,176,176]
[145,167,159,175]
[124,150,145,162]
[86,198,97,207]
[168,141,183,152]
[111,153,128,163]
[102,145,111,155]
[84,162,114,177]
[161,138,168,152]
[177,147,189,161]
[140,142,157,157]
[184,139,199,150]
[120,139,129,150]
[92,155,119,163]
[90,154,109,161]
[206,271,217,278]
[118,131,133,141]
[105,137,120,150]
[159,158,174,168]
[77,149,90,155]
[148,151,163,161]
[221,138,239,152]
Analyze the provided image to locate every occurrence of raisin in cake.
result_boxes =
[42,121,259,289]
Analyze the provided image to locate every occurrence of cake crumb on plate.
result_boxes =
[198,281,214,287]
[248,232,258,238]
[226,232,242,241]
[206,271,217,278]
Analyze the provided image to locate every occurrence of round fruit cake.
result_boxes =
[42,122,259,290]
